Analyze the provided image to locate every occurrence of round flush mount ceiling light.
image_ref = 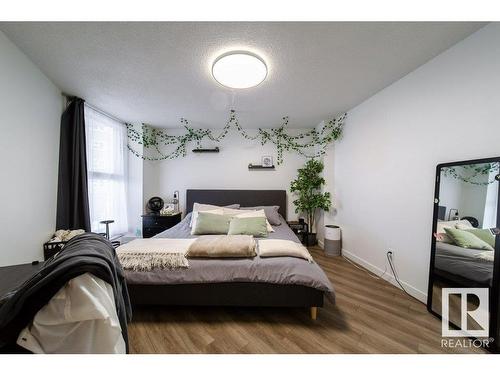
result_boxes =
[212,52,267,89]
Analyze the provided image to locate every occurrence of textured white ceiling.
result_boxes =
[0,22,485,128]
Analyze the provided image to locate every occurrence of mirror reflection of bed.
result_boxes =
[429,160,499,342]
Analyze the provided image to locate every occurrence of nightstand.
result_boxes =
[142,212,182,238]
[287,221,309,246]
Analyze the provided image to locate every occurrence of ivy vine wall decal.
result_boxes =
[441,163,500,186]
[126,110,347,164]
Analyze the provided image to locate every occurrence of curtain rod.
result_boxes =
[85,102,127,125]
[63,93,127,125]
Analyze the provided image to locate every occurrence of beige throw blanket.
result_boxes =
[117,239,195,271]
[187,235,256,258]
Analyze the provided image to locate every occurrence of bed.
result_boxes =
[434,241,494,287]
[125,189,335,319]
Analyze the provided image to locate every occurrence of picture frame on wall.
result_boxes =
[262,155,273,167]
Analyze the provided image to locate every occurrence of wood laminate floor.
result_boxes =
[128,247,486,354]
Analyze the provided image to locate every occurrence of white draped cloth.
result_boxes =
[16,273,125,354]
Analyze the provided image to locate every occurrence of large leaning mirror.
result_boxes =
[427,157,500,353]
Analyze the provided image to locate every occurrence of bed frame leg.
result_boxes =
[310,307,317,320]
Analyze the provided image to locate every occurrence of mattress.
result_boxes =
[124,213,335,300]
[435,241,494,286]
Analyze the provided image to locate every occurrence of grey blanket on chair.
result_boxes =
[0,233,132,353]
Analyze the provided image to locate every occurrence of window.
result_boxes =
[85,105,128,237]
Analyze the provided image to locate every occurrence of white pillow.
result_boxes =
[436,219,472,234]
[190,203,239,227]
[455,220,474,230]
[193,203,224,212]
[221,207,244,216]
[258,239,312,262]
[230,209,274,232]
[190,208,224,228]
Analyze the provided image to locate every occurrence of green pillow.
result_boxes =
[228,217,268,237]
[191,212,231,235]
[464,228,496,248]
[444,228,494,251]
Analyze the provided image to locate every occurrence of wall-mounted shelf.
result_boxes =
[192,147,220,153]
[248,164,275,170]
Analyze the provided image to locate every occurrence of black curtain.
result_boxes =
[56,97,91,231]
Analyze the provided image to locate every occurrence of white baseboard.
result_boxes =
[317,240,324,249]
[342,249,427,303]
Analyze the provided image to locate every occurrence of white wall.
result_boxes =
[316,121,335,246]
[325,23,500,302]
[439,171,489,226]
[483,168,498,228]
[438,174,463,220]
[458,178,488,228]
[142,131,311,220]
[0,30,62,266]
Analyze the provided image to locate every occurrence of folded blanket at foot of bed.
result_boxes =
[117,239,195,271]
[187,235,256,258]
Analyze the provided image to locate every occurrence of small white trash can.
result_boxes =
[324,225,341,257]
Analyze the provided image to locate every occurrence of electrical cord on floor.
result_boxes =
[386,251,416,300]
[342,254,387,280]
[342,251,418,301]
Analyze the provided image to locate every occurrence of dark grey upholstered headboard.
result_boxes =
[186,189,287,218]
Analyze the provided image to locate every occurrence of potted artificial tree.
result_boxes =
[290,159,332,245]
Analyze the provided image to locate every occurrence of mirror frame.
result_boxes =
[427,156,500,353]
